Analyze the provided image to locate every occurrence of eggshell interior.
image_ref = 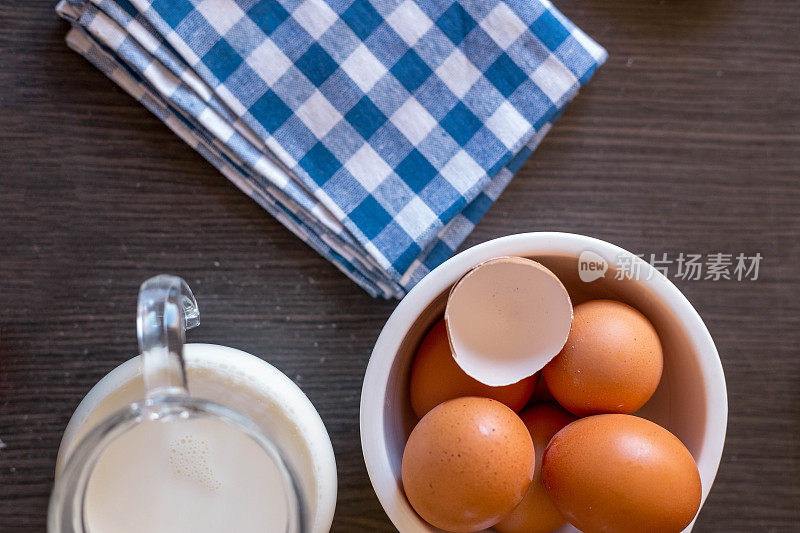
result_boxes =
[445,257,573,387]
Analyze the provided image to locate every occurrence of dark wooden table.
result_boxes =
[1,0,798,531]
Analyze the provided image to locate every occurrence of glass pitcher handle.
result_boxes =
[137,275,200,399]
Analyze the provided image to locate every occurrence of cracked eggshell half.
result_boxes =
[444,257,573,387]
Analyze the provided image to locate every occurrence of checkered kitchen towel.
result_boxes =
[56,0,606,298]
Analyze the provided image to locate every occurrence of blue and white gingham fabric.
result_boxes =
[56,0,606,298]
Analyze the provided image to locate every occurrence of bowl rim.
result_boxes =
[360,232,728,532]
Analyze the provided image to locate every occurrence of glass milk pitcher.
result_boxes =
[49,276,305,533]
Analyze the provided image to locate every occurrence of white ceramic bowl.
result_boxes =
[361,232,727,533]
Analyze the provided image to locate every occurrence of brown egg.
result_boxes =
[401,397,535,532]
[410,319,537,418]
[495,403,576,533]
[543,299,663,416]
[542,414,702,533]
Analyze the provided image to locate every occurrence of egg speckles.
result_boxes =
[401,397,535,532]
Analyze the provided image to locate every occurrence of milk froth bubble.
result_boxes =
[85,416,289,533]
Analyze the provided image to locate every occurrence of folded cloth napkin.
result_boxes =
[56,0,606,298]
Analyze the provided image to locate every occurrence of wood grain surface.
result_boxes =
[1,0,798,531]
